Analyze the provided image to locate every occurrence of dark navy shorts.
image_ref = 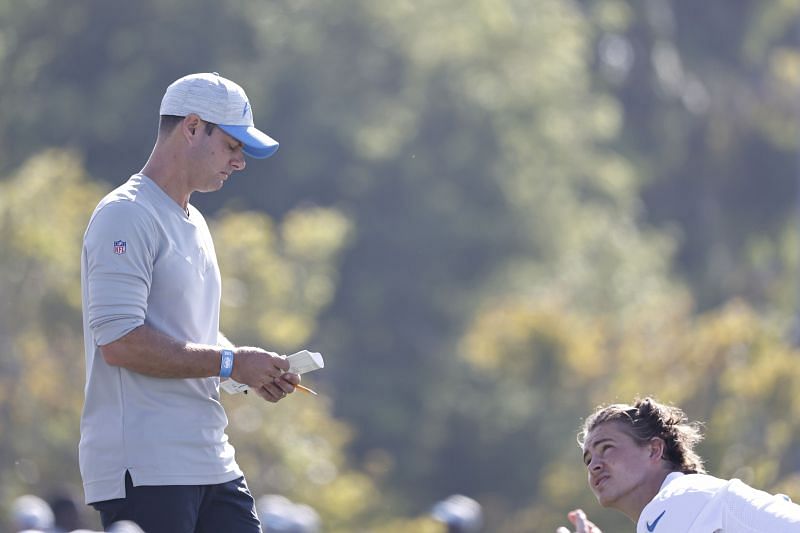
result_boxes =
[91,471,261,533]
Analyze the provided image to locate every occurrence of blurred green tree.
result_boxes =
[0,151,103,522]
[582,0,800,313]
[3,0,800,530]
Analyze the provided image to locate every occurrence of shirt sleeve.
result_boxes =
[84,200,157,346]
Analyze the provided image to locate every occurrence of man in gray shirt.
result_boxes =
[80,72,300,533]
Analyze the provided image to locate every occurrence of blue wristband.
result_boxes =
[220,349,234,378]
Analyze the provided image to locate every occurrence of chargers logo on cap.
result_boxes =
[242,102,250,119]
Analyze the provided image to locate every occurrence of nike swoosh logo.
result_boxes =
[646,510,666,532]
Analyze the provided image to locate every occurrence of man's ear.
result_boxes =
[182,114,202,139]
[649,437,666,462]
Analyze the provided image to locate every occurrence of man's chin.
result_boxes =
[593,489,615,508]
[201,181,225,193]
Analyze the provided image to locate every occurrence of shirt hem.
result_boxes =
[84,466,243,505]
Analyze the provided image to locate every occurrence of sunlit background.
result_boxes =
[2,1,800,531]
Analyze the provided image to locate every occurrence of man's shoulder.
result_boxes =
[96,174,150,208]
[662,473,727,497]
[89,176,158,225]
[725,478,800,515]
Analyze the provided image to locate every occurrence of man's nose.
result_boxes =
[232,151,246,171]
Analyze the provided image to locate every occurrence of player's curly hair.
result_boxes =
[578,397,706,474]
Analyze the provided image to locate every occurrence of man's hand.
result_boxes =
[556,509,602,533]
[230,347,300,403]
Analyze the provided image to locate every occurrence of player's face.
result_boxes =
[582,422,654,511]
[190,122,246,192]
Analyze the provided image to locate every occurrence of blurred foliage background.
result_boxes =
[2,0,800,531]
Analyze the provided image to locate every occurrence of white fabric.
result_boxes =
[79,174,242,504]
[637,472,800,532]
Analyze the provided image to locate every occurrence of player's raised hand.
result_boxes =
[557,509,602,533]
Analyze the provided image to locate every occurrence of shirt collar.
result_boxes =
[660,471,685,491]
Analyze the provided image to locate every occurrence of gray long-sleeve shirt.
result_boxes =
[79,174,241,504]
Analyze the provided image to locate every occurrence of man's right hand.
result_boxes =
[230,347,299,403]
[556,509,603,533]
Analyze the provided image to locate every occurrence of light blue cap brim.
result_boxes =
[218,124,279,159]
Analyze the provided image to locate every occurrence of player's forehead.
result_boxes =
[583,422,627,452]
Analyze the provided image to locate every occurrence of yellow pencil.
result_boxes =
[295,383,318,396]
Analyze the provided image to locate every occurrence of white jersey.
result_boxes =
[79,174,242,504]
[637,472,800,532]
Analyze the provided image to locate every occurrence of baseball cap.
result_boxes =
[160,72,279,159]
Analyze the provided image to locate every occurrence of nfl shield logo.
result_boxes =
[113,240,127,255]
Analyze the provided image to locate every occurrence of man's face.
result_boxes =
[189,121,246,193]
[582,422,655,510]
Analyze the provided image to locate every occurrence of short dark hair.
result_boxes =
[578,397,706,474]
[158,115,216,137]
